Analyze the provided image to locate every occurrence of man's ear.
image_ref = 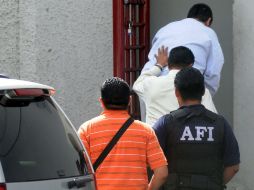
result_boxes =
[99,98,106,109]
[175,88,183,106]
[175,88,180,99]
[205,17,212,27]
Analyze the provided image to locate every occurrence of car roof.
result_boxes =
[0,78,54,90]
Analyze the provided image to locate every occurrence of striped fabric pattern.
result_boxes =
[78,110,167,190]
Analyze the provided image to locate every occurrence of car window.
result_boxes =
[0,97,91,182]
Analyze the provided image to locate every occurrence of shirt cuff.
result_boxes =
[148,65,163,76]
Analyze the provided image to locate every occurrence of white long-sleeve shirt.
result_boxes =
[133,66,217,126]
[142,18,224,96]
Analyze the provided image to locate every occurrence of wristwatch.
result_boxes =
[155,64,163,71]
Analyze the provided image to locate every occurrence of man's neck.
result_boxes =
[193,18,211,27]
[179,100,201,107]
[168,66,182,70]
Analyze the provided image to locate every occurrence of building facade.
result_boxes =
[0,0,253,189]
[0,0,113,127]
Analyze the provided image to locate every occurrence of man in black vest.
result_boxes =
[153,67,240,190]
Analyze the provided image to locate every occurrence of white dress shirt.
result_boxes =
[142,18,224,96]
[133,66,217,126]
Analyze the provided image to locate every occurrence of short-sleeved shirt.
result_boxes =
[78,110,167,190]
[153,105,240,167]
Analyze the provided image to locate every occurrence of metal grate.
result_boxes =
[113,0,150,119]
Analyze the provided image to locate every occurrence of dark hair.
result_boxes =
[101,77,130,110]
[187,3,213,25]
[168,46,194,68]
[174,67,205,101]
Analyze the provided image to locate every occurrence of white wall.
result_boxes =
[0,0,20,78]
[0,0,113,127]
[233,0,254,189]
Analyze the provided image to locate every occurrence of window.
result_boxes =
[0,97,90,182]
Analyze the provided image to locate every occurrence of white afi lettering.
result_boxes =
[195,126,207,141]
[180,126,194,141]
[180,126,214,141]
[207,127,214,141]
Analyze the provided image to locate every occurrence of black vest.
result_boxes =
[164,105,224,190]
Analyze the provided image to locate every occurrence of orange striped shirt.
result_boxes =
[78,110,167,190]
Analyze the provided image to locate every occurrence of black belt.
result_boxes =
[164,173,224,190]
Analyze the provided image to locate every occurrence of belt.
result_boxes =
[164,173,224,190]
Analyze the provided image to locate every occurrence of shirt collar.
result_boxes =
[101,109,129,118]
[185,18,206,27]
[166,69,180,78]
[179,104,205,110]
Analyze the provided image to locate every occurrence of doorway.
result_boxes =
[150,0,234,124]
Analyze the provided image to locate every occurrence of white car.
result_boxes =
[0,77,96,190]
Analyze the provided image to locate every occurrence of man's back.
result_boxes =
[133,67,217,126]
[143,18,224,96]
[164,106,224,187]
[153,105,240,189]
[146,18,214,73]
[78,110,167,190]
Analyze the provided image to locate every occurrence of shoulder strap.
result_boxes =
[93,117,134,171]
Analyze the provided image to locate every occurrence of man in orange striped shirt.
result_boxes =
[78,77,168,190]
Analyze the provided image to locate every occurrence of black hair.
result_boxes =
[168,46,194,68]
[101,77,130,110]
[187,3,213,25]
[174,67,205,101]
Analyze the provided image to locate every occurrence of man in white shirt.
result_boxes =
[133,46,217,126]
[142,3,224,96]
